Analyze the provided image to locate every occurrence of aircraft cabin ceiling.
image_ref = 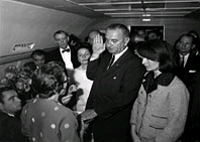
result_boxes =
[11,0,200,19]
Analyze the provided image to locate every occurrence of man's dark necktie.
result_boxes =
[62,48,70,53]
[180,55,185,68]
[107,55,115,70]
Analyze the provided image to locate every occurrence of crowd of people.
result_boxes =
[0,23,200,142]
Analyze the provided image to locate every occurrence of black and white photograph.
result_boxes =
[0,0,200,142]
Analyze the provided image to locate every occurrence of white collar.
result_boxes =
[7,112,15,117]
[179,53,190,58]
[113,47,128,62]
[59,45,70,52]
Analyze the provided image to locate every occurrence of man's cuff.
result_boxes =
[90,54,100,61]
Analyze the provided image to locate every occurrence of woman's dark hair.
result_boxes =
[32,61,66,98]
[32,68,57,98]
[77,42,92,54]
[135,39,176,72]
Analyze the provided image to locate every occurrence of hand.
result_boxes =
[59,88,67,96]
[92,34,105,56]
[61,93,73,104]
[68,84,77,94]
[131,125,142,142]
[81,109,97,122]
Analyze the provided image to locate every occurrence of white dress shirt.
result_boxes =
[113,47,128,64]
[59,46,73,70]
[179,53,190,68]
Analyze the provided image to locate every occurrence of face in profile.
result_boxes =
[77,48,91,65]
[54,33,69,49]
[138,55,159,72]
[32,55,45,67]
[177,35,195,55]
[0,90,21,114]
[105,29,129,54]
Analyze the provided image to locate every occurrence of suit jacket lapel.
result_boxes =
[104,49,132,74]
[184,53,194,70]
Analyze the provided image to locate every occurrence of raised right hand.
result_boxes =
[92,34,105,56]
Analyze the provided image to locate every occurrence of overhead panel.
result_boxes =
[12,0,200,18]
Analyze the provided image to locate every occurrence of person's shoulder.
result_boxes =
[48,47,60,54]
[0,111,10,121]
[24,61,35,66]
[52,102,76,119]
[126,49,142,63]
[0,111,20,126]
[170,76,188,90]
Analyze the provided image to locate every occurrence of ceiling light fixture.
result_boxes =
[104,11,189,15]
[142,18,151,22]
[79,0,198,6]
[94,7,200,12]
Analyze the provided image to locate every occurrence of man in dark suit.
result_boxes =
[174,33,200,142]
[81,23,145,142]
[174,34,200,94]
[0,87,29,142]
[50,30,80,69]
[24,49,47,71]
[48,31,80,84]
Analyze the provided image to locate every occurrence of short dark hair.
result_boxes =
[135,39,176,72]
[53,30,69,39]
[106,23,130,38]
[0,87,13,104]
[77,42,92,54]
[178,33,195,44]
[31,49,46,59]
[88,30,101,35]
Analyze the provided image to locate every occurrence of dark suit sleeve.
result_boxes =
[96,60,145,119]
[86,59,99,80]
[86,51,107,80]
[1,115,30,142]
[46,48,63,62]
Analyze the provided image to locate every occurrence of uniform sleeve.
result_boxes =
[155,83,190,142]
[86,58,100,80]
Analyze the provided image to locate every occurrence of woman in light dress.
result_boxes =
[73,43,93,114]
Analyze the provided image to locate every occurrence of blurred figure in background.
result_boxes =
[87,30,102,46]
[146,30,162,41]
[24,49,47,71]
